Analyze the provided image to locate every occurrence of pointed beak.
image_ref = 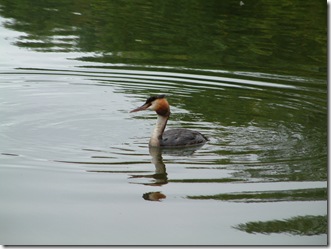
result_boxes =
[130,103,150,113]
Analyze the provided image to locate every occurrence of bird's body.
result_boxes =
[161,128,207,147]
[130,95,208,147]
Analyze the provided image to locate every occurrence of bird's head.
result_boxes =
[130,95,170,116]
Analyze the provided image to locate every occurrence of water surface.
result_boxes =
[0,0,327,245]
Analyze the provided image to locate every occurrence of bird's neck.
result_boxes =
[149,114,169,147]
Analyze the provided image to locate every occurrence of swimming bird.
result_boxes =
[130,95,208,147]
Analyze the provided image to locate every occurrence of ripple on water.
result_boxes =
[0,66,327,245]
[0,67,327,184]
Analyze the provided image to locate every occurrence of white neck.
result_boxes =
[149,114,169,147]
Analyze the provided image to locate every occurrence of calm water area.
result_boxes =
[0,0,327,245]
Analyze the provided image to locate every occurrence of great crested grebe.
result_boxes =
[130,95,208,147]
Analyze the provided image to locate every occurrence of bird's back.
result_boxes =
[160,128,207,147]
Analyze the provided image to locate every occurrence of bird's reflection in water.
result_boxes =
[130,145,204,201]
[129,147,168,187]
[143,191,166,201]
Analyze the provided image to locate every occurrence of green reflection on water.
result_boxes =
[187,188,327,202]
[0,0,327,184]
[0,1,327,244]
[169,178,243,183]
[0,0,326,78]
[235,215,327,236]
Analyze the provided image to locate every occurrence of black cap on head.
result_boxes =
[145,94,166,104]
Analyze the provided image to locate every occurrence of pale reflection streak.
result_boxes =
[131,145,204,201]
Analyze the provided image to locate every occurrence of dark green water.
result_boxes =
[0,0,327,245]
[1,0,327,77]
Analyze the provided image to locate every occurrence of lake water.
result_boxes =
[0,0,327,246]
